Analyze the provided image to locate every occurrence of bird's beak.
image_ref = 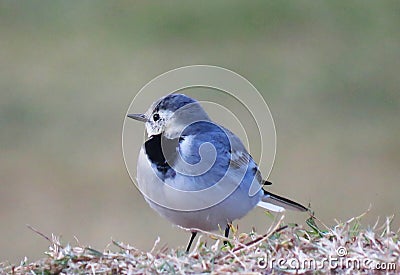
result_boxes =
[127,113,147,122]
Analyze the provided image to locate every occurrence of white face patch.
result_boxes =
[145,109,174,136]
[143,96,210,138]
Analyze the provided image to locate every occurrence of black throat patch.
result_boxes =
[144,134,179,177]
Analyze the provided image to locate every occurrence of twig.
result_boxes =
[218,214,285,262]
[150,236,160,254]
[26,224,52,243]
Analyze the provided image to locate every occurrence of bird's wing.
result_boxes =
[165,121,263,191]
[223,127,264,185]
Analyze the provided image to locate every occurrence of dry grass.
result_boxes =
[2,210,399,274]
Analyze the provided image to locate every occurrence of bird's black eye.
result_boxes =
[153,113,160,121]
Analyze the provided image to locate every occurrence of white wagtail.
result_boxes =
[127,94,307,252]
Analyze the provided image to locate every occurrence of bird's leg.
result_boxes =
[186,231,197,253]
[223,224,230,245]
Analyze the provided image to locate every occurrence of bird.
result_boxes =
[127,93,307,252]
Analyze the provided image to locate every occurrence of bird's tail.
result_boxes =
[257,190,308,213]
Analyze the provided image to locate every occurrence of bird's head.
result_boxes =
[128,94,210,138]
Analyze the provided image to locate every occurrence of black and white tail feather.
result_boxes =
[258,180,308,213]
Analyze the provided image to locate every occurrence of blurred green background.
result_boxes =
[1,1,399,263]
